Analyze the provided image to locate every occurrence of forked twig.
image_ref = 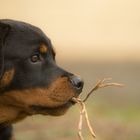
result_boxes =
[72,97,96,140]
[72,78,123,140]
[76,98,85,140]
[83,78,123,102]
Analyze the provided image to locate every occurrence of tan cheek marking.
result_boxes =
[0,69,15,89]
[0,77,75,123]
[0,105,20,124]
[39,44,48,54]
[3,77,75,108]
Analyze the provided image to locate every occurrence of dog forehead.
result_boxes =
[2,19,52,58]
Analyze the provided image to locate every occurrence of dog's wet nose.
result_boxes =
[69,75,84,92]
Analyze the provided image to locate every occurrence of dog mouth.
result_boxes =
[30,98,76,116]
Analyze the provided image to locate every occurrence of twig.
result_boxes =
[84,103,96,138]
[83,78,123,102]
[72,98,96,140]
[77,98,85,140]
[72,78,123,140]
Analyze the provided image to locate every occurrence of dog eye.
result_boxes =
[30,54,41,63]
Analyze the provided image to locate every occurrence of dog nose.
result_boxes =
[69,75,84,92]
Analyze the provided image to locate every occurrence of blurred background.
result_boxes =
[0,0,140,140]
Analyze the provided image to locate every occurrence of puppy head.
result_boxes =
[0,19,84,124]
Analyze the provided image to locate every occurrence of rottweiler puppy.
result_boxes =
[0,19,84,140]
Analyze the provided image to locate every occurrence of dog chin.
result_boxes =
[31,100,74,116]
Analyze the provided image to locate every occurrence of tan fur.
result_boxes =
[0,77,77,124]
[39,44,48,54]
[0,105,27,124]
[0,69,15,89]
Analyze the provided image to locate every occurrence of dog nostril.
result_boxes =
[70,76,84,91]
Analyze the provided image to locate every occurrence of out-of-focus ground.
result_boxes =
[14,61,140,140]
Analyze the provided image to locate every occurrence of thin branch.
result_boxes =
[71,78,124,140]
[83,78,123,102]
[72,98,96,140]
[84,103,96,138]
[78,99,85,140]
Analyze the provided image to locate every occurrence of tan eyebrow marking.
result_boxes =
[0,69,15,89]
[39,44,48,54]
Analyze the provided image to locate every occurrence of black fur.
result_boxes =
[0,125,12,140]
[0,19,68,91]
[0,19,84,140]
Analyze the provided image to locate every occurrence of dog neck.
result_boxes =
[0,105,27,140]
[0,105,31,140]
[0,104,28,125]
[0,106,16,124]
[0,124,13,140]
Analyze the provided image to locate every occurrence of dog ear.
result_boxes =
[0,22,11,79]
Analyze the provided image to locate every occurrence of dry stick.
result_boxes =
[76,98,85,140]
[72,97,96,140]
[83,78,123,102]
[72,78,124,140]
[84,103,96,138]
